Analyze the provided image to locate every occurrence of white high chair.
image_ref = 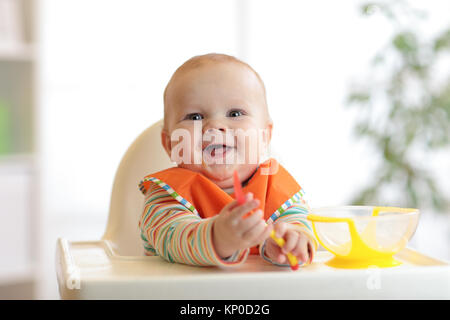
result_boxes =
[55,120,450,300]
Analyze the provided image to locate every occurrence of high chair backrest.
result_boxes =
[102,119,174,255]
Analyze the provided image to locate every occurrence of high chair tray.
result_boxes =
[56,238,450,300]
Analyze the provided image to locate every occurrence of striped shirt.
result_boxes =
[139,182,317,267]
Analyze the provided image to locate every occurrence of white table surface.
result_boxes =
[56,239,450,299]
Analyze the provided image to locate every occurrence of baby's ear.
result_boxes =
[161,129,172,157]
[264,122,273,145]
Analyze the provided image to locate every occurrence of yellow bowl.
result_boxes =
[307,206,420,269]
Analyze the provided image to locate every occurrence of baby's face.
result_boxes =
[162,61,272,189]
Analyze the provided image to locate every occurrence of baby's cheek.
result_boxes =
[169,136,201,165]
[168,123,204,165]
[235,130,267,165]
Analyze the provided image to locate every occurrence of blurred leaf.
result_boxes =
[361,3,379,16]
[392,31,418,55]
[434,29,450,52]
[347,91,371,105]
[406,176,418,207]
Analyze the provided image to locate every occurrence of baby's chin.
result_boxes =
[179,162,258,189]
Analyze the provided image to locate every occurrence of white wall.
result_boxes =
[244,0,387,207]
[37,0,450,299]
[37,0,241,299]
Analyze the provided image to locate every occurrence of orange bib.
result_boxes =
[139,158,305,254]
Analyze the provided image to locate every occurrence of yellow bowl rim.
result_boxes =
[307,205,419,223]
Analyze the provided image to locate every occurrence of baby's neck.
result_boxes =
[222,186,235,194]
[221,167,258,194]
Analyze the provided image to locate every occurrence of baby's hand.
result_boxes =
[212,192,273,259]
[264,222,314,266]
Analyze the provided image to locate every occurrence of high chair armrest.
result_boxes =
[56,238,84,299]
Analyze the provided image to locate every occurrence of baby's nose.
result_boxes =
[204,127,225,133]
[202,120,227,133]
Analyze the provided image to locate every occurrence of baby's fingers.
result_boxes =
[237,209,264,232]
[291,236,309,263]
[266,239,286,264]
[273,222,288,238]
[307,241,314,264]
[220,193,254,217]
[281,231,298,254]
[230,197,260,220]
[242,221,272,246]
[220,198,240,215]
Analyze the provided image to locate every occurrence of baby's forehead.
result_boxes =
[165,59,265,102]
[175,54,249,74]
[177,58,246,75]
[171,59,249,86]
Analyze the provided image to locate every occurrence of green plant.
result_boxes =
[347,1,450,213]
[0,99,11,155]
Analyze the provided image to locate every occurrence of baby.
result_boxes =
[139,53,317,267]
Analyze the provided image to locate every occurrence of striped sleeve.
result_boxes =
[139,182,249,267]
[259,198,319,267]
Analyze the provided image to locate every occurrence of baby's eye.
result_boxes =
[228,109,244,118]
[186,113,203,121]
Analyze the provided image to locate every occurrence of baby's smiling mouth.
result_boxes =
[202,143,236,161]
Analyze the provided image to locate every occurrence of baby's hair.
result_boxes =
[163,53,268,129]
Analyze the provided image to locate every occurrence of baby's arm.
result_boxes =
[139,182,249,267]
[259,202,318,267]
